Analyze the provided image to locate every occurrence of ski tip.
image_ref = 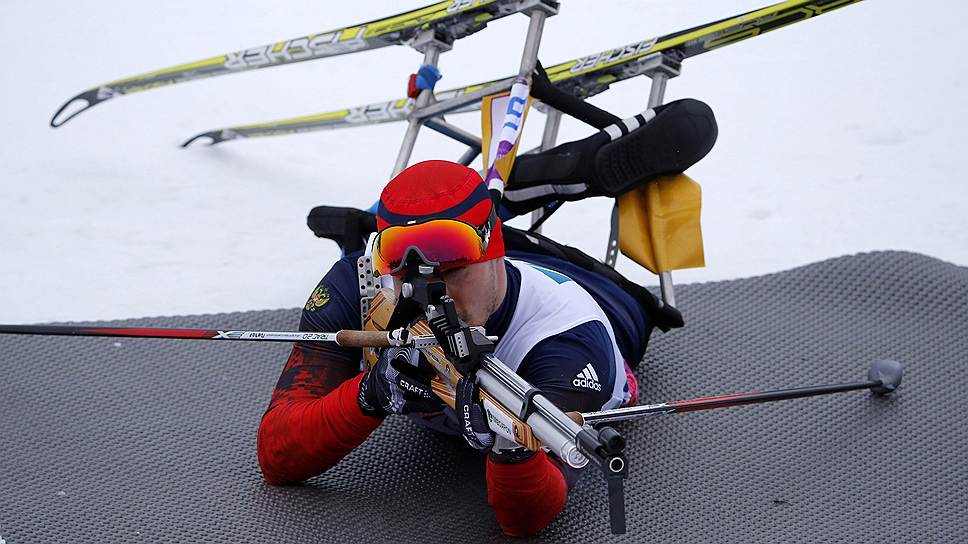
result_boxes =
[50,88,111,128]
[181,131,224,148]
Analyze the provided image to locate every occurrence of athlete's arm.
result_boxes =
[257,256,382,485]
[485,321,615,536]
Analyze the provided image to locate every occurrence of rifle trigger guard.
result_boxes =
[518,387,543,422]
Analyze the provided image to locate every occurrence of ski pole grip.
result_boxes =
[334,330,394,348]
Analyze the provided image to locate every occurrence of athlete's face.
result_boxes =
[390,258,506,326]
[440,259,507,326]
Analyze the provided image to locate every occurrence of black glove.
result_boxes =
[358,346,442,417]
[455,375,496,451]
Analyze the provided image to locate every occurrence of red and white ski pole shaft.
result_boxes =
[578,360,904,425]
[0,324,425,349]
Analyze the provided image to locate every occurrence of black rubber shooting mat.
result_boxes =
[1,251,966,543]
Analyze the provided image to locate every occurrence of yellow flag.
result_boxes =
[618,173,705,274]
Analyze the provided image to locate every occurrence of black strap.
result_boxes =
[530,62,620,130]
[526,201,564,233]
[606,471,627,534]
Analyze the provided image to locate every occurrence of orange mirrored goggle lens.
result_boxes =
[373,219,486,276]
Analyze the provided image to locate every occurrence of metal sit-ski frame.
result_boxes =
[386,0,683,308]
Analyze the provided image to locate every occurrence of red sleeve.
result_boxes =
[485,450,568,537]
[257,346,382,485]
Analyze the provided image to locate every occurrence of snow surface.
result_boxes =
[1,0,965,324]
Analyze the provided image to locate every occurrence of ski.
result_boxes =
[182,0,863,146]
[50,0,539,127]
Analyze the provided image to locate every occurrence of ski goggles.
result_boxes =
[372,208,496,276]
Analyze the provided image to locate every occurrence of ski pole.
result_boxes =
[0,324,441,349]
[578,359,903,425]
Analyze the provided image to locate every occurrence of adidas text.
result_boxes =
[573,377,602,391]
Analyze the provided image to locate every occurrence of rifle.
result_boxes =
[358,248,630,534]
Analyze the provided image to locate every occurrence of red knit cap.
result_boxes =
[377,160,504,267]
